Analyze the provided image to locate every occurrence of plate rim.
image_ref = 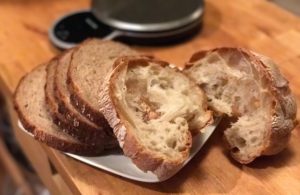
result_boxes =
[17,118,220,183]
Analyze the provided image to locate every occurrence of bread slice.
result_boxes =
[99,56,212,179]
[45,56,113,148]
[67,39,138,131]
[54,50,118,148]
[45,58,80,137]
[184,47,297,163]
[14,64,103,155]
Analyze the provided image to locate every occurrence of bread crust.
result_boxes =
[67,39,133,139]
[67,39,106,123]
[14,64,102,156]
[185,47,297,163]
[45,59,83,138]
[53,50,118,148]
[44,58,110,147]
[99,56,206,179]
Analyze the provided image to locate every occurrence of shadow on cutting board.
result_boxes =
[248,147,295,170]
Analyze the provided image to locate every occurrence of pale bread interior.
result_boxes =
[185,50,274,162]
[113,62,211,159]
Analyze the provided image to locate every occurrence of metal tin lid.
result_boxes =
[91,0,204,32]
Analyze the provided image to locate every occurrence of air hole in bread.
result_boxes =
[181,90,189,96]
[150,140,157,146]
[236,137,246,148]
[231,147,240,153]
[184,49,286,163]
[150,79,159,87]
[178,146,187,152]
[250,137,258,143]
[166,137,177,149]
[272,101,276,109]
[212,84,218,90]
[111,59,212,160]
[207,54,219,64]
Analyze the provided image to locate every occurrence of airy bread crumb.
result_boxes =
[184,47,297,163]
[99,56,212,179]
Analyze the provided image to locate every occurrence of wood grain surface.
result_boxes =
[1,0,300,194]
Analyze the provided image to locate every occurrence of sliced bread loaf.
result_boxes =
[44,58,80,137]
[67,39,139,129]
[45,56,112,148]
[14,64,103,155]
[184,48,297,163]
[99,56,212,179]
[54,50,118,148]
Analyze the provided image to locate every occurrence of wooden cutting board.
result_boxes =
[0,0,300,194]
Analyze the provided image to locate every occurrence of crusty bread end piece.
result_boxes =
[99,56,212,179]
[184,47,297,163]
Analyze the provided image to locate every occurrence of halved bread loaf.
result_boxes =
[68,39,139,132]
[14,64,103,155]
[99,56,212,179]
[54,50,118,148]
[184,48,297,163]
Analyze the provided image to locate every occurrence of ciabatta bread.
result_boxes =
[184,47,297,163]
[99,56,212,179]
[14,64,103,155]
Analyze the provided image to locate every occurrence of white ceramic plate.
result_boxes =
[18,118,220,183]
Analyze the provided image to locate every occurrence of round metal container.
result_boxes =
[91,0,204,32]
[49,1,204,49]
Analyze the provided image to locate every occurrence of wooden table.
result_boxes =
[1,0,300,194]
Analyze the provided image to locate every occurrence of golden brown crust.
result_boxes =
[185,47,297,163]
[99,56,194,179]
[249,51,297,156]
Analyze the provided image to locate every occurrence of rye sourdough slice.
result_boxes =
[44,58,79,137]
[99,56,213,179]
[54,50,118,148]
[68,39,138,130]
[184,47,297,163]
[14,64,103,155]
